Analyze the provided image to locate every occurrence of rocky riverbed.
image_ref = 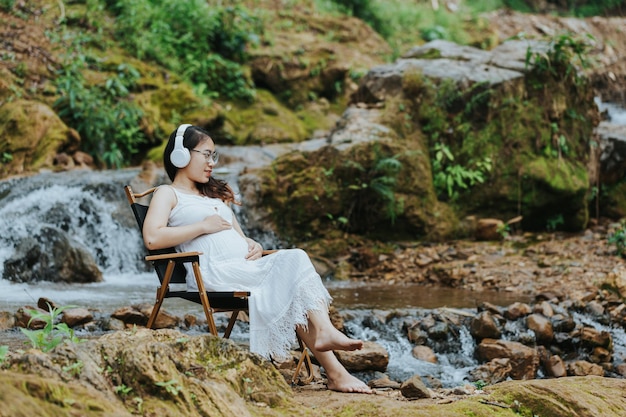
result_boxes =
[350,218,625,301]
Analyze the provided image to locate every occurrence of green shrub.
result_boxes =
[53,62,145,168]
[339,145,404,230]
[106,0,260,101]
[609,220,626,258]
[0,345,8,366]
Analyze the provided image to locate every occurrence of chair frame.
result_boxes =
[124,184,313,383]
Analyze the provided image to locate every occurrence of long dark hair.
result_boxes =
[163,125,238,204]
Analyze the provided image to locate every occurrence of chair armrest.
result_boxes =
[145,251,203,262]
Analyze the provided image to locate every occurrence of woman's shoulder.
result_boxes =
[152,184,178,206]
[154,184,176,196]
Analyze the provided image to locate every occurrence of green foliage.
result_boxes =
[431,142,492,200]
[20,304,82,352]
[339,146,404,229]
[106,0,260,101]
[0,0,15,12]
[155,379,182,396]
[320,0,504,58]
[473,379,487,390]
[608,220,626,258]
[62,360,84,377]
[0,345,8,366]
[327,0,389,37]
[114,384,133,396]
[1,152,13,163]
[53,62,145,168]
[525,32,594,86]
[497,222,510,239]
[420,25,447,42]
[546,214,564,231]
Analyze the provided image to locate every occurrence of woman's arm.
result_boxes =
[142,186,231,250]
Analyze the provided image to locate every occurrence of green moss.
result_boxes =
[220,90,309,145]
[599,182,626,219]
[524,157,588,195]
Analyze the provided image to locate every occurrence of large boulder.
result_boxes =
[3,329,295,417]
[0,100,79,177]
[3,226,102,283]
[351,38,599,232]
[477,338,540,380]
[246,122,455,244]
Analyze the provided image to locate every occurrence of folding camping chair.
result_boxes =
[124,185,313,384]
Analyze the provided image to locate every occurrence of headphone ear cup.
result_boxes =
[170,145,190,168]
[170,124,192,168]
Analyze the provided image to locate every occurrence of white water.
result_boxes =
[595,97,626,125]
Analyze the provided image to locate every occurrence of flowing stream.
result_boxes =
[1,103,626,386]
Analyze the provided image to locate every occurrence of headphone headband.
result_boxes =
[176,124,192,139]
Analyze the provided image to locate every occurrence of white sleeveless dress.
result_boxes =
[166,187,332,359]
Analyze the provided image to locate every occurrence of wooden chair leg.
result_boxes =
[292,337,314,385]
[147,260,175,329]
[191,261,218,336]
[223,310,240,339]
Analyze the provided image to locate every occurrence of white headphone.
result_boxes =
[170,124,192,168]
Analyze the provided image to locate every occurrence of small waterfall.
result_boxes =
[0,169,146,277]
[595,97,626,125]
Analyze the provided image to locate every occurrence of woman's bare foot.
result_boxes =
[327,373,373,394]
[314,327,363,352]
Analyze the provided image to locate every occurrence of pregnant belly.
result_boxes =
[205,229,249,261]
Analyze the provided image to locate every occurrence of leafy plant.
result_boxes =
[155,379,182,396]
[107,0,260,101]
[525,32,594,86]
[546,214,564,232]
[53,62,145,168]
[608,220,626,258]
[114,384,133,396]
[1,152,13,163]
[0,345,8,365]
[62,360,84,377]
[20,304,81,352]
[340,145,404,229]
[496,222,510,239]
[473,379,487,390]
[431,142,492,200]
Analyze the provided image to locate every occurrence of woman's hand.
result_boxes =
[201,214,232,234]
[245,238,263,260]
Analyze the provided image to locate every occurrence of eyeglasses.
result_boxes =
[191,149,219,164]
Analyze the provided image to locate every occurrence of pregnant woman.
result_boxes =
[142,124,371,394]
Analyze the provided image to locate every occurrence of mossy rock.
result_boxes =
[135,83,222,141]
[257,137,454,243]
[217,89,309,145]
[519,157,589,230]
[0,99,78,177]
[0,371,132,417]
[5,328,296,417]
[248,11,390,107]
[600,181,626,219]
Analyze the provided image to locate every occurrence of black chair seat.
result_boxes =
[166,290,250,310]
